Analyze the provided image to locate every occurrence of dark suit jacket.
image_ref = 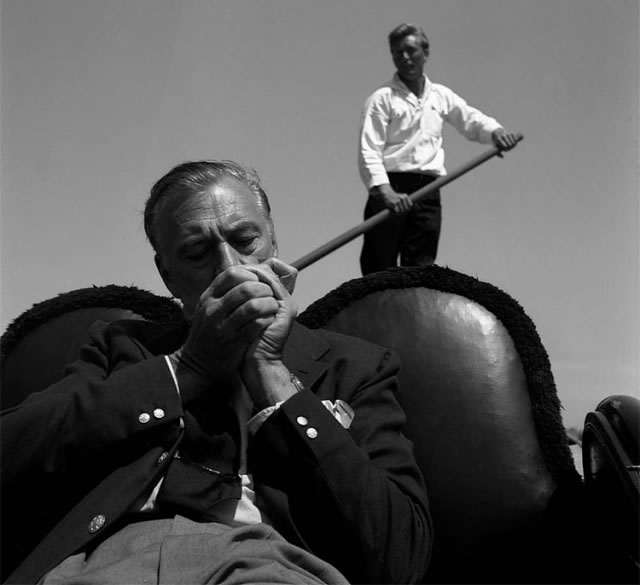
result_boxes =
[1,319,431,584]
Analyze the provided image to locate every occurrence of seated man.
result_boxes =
[1,160,432,584]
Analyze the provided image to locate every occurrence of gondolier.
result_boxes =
[358,22,519,275]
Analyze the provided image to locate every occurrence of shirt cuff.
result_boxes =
[366,169,390,190]
[247,401,285,435]
[164,355,185,429]
[164,355,181,397]
[246,372,305,434]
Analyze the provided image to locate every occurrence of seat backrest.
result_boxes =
[1,285,183,409]
[298,265,581,582]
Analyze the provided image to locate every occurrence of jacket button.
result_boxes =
[306,427,318,439]
[156,452,169,465]
[88,514,106,533]
[296,416,308,426]
[138,413,150,424]
[153,408,165,419]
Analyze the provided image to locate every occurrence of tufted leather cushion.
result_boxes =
[299,265,580,582]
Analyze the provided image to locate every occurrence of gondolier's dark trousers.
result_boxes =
[360,172,441,276]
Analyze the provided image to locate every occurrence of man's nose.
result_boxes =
[216,243,242,272]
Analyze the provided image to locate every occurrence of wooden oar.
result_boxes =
[291,134,523,271]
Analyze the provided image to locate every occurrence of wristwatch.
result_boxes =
[290,372,305,393]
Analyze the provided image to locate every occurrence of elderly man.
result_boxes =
[358,23,519,275]
[1,160,431,584]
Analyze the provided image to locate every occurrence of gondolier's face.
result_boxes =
[390,34,428,82]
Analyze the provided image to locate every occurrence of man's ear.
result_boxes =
[154,253,179,299]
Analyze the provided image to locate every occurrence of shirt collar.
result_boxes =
[390,73,432,101]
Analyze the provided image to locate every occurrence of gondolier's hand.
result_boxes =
[492,128,519,151]
[370,184,413,214]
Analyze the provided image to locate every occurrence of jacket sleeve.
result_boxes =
[0,320,185,574]
[248,346,432,584]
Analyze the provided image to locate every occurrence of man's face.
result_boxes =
[154,178,277,320]
[390,34,428,82]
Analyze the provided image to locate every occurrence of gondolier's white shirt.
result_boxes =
[358,74,502,190]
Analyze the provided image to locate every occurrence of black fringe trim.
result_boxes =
[1,284,183,360]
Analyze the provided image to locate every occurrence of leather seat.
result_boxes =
[2,268,637,583]
[298,265,581,583]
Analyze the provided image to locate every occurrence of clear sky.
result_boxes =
[1,0,638,428]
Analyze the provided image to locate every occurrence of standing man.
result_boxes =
[2,160,432,584]
[358,23,519,275]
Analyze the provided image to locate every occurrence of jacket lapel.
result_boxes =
[282,322,330,391]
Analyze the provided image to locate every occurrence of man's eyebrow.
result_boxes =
[174,218,262,249]
[173,224,210,247]
[176,238,207,256]
[225,218,262,234]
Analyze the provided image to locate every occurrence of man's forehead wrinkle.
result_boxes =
[167,199,263,249]
[156,176,266,250]
[175,209,261,233]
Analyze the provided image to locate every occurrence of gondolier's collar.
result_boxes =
[390,73,432,102]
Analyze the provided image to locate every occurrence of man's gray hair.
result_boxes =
[144,160,273,252]
[388,23,430,53]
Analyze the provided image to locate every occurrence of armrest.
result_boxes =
[582,394,639,580]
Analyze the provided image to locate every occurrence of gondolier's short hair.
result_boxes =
[388,23,430,53]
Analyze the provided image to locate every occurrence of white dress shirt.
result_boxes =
[358,74,502,190]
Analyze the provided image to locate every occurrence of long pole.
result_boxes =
[291,134,523,271]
